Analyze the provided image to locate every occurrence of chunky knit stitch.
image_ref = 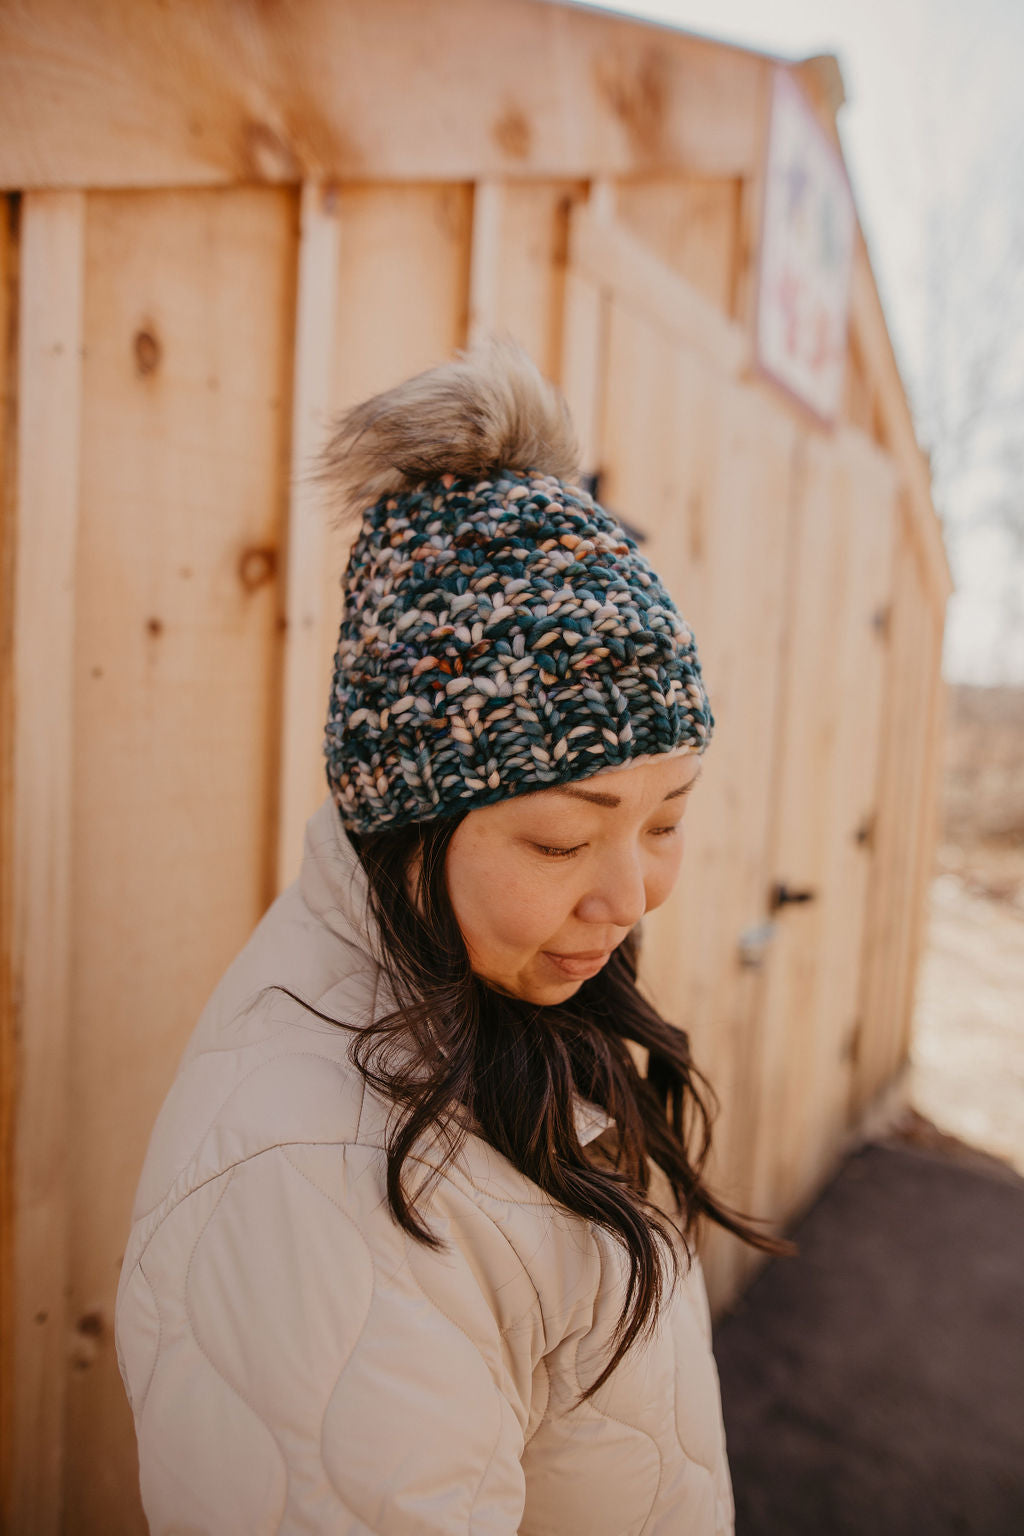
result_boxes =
[324,466,713,833]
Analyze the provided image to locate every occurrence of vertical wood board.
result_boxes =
[792,431,897,1182]
[8,189,85,1536]
[851,516,944,1119]
[560,266,605,474]
[902,606,947,1061]
[888,556,932,1072]
[276,182,340,889]
[64,187,296,1536]
[858,606,898,1089]
[492,180,586,381]
[0,191,16,1520]
[851,522,914,1111]
[891,560,943,1065]
[467,180,503,348]
[331,184,473,411]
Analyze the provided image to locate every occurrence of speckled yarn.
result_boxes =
[324,468,714,833]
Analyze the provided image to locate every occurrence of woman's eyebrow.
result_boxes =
[555,765,704,809]
[555,786,621,807]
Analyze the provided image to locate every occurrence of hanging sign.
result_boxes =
[755,69,856,424]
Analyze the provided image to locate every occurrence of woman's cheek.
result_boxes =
[645,836,686,912]
[454,856,557,961]
[491,861,567,951]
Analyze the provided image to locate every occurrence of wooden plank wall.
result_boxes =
[0,171,950,1531]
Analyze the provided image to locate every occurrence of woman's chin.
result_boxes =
[522,978,584,1005]
[477,968,584,1006]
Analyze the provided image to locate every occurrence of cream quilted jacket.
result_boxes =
[116,798,734,1535]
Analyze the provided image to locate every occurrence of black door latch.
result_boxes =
[770,881,818,912]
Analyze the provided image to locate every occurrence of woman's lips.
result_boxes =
[542,949,612,980]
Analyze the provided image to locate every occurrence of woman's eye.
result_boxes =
[533,843,585,859]
[650,824,682,839]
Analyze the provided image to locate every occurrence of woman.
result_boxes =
[116,341,775,1534]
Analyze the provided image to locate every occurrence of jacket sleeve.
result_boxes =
[118,1140,543,1536]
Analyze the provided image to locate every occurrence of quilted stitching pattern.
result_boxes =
[117,1259,161,1418]
[133,1175,290,1534]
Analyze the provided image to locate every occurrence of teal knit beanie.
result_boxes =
[321,342,713,834]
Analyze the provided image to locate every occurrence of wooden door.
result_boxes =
[561,202,897,1300]
[750,428,897,1223]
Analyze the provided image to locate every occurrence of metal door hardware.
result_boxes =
[737,920,778,968]
[769,881,818,912]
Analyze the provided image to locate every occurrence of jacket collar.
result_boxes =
[299,798,383,961]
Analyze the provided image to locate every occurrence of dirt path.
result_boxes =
[714,1139,1024,1535]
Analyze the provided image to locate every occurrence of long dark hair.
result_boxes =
[285,811,784,1397]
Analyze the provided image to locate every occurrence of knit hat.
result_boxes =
[321,342,713,834]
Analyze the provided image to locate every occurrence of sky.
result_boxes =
[570,0,1024,685]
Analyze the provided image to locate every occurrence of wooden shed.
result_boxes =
[0,1,952,1529]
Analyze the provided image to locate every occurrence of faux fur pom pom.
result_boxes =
[316,338,581,523]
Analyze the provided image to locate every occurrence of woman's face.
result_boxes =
[444,752,702,1004]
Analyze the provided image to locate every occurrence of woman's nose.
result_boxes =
[575,851,648,930]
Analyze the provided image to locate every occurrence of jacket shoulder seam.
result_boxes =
[130,1045,368,1231]
[125,1137,379,1281]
